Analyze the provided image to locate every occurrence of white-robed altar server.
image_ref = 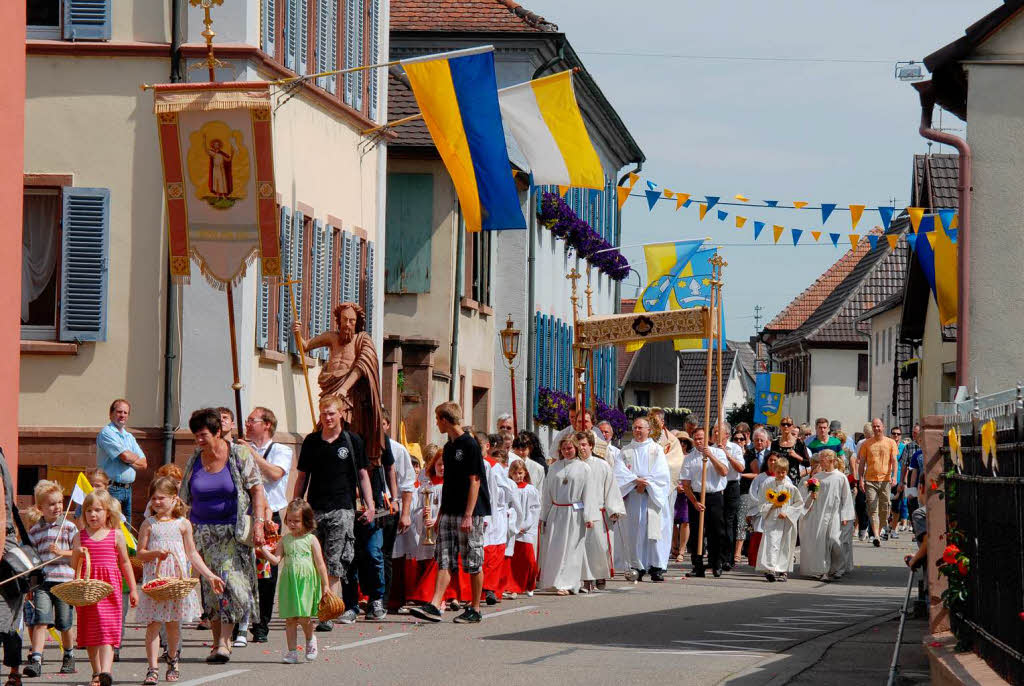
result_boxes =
[538,435,596,594]
[483,446,519,603]
[577,431,626,591]
[506,460,541,597]
[753,455,805,582]
[798,449,855,581]
[614,417,672,582]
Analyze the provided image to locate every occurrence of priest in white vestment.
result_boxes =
[798,449,855,580]
[614,418,672,582]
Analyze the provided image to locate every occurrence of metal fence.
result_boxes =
[942,386,1024,684]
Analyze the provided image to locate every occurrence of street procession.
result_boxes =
[5,0,1022,685]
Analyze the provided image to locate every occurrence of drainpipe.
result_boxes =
[915,83,971,388]
[162,0,185,464]
[449,206,464,401]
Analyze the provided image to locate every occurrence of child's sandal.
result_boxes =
[143,667,159,686]
[165,654,180,683]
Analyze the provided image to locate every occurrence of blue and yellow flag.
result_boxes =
[753,372,786,426]
[913,216,958,325]
[401,46,526,233]
[671,247,726,351]
[634,240,705,313]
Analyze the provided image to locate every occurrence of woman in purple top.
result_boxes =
[178,409,268,665]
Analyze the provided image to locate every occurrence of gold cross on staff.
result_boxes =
[188,0,228,81]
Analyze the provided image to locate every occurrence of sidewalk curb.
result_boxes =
[720,610,899,685]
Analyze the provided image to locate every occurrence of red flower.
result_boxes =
[930,480,939,491]
[957,561,968,576]
[942,544,960,565]
[1018,612,1024,622]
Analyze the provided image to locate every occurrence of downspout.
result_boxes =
[915,83,971,388]
[449,206,464,401]
[163,0,185,464]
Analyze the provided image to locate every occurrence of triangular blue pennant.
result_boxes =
[948,229,958,244]
[753,221,766,240]
[791,229,803,246]
[878,206,894,231]
[919,215,935,232]
[646,180,657,191]
[821,203,837,224]
[907,234,918,250]
[645,189,661,211]
[705,196,720,211]
[867,235,879,250]
[938,208,956,230]
[764,200,778,207]
[682,199,692,208]
[829,233,840,247]
[717,210,728,221]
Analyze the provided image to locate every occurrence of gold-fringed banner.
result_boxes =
[576,307,710,347]
[153,82,280,288]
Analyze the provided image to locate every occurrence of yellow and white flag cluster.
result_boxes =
[70,472,137,551]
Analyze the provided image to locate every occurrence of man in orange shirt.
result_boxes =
[856,418,898,547]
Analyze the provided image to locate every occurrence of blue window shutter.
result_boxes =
[278,207,293,351]
[298,0,309,75]
[354,0,365,111]
[563,323,570,392]
[324,226,335,314]
[353,237,363,306]
[368,0,380,120]
[343,0,356,105]
[532,313,540,410]
[325,0,338,93]
[315,0,329,89]
[59,187,109,342]
[384,173,432,293]
[63,0,111,41]
[257,270,270,349]
[340,231,352,303]
[538,314,546,390]
[311,219,326,358]
[546,317,554,391]
[289,210,305,354]
[365,241,375,335]
[262,0,276,56]
[285,0,297,70]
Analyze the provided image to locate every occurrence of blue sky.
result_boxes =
[522,0,991,339]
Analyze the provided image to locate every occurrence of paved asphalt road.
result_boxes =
[33,536,918,686]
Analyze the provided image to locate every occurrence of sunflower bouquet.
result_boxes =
[765,488,791,507]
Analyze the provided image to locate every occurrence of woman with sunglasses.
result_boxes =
[770,417,810,484]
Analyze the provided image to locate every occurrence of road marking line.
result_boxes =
[706,631,793,640]
[737,624,821,632]
[633,649,768,657]
[326,632,408,651]
[173,669,249,686]
[486,605,537,618]
[672,640,773,651]
[793,609,873,617]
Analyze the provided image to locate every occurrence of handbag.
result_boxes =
[0,503,44,600]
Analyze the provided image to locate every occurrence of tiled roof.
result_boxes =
[912,154,959,210]
[387,69,433,147]
[391,0,558,33]
[677,348,736,421]
[729,339,756,381]
[764,236,874,333]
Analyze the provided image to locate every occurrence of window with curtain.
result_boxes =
[22,190,61,338]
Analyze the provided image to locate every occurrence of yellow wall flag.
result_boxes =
[849,204,865,229]
[698,203,708,221]
[811,230,822,242]
[617,185,631,210]
[849,234,860,249]
[907,207,925,233]
[792,201,808,209]
[675,193,690,210]
[772,225,784,243]
[886,234,899,249]
[735,216,747,228]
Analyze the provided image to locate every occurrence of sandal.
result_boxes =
[5,673,21,686]
[205,649,230,665]
[675,554,686,563]
[143,667,159,686]
[165,653,180,683]
[555,589,570,596]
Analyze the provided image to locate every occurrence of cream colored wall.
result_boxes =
[808,348,868,434]
[868,307,901,421]
[112,1,170,43]
[918,297,956,417]
[245,88,382,434]
[21,56,170,428]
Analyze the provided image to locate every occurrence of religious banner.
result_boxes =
[753,372,786,427]
[575,308,710,348]
[153,82,280,286]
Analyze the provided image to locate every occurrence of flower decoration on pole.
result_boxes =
[537,192,629,281]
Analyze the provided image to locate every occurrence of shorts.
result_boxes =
[435,514,486,574]
[31,583,73,632]
[314,508,356,579]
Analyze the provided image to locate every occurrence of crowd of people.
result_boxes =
[0,396,928,686]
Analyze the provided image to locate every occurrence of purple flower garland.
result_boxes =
[535,386,630,439]
[537,192,630,281]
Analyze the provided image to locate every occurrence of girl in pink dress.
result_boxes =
[71,490,139,686]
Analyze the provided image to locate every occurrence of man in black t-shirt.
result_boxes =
[293,396,374,627]
[409,402,490,624]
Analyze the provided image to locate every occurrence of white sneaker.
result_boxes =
[233,636,248,648]
[526,590,533,597]
[305,636,318,661]
[282,650,299,664]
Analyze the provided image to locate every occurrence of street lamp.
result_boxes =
[499,314,521,433]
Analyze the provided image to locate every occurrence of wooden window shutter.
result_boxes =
[277,206,294,351]
[384,173,432,293]
[538,314,547,390]
[365,241,374,335]
[63,0,111,41]
[298,0,309,75]
[316,0,338,93]
[261,0,276,57]
[59,187,109,342]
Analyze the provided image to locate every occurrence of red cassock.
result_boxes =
[482,544,507,597]
[504,541,537,594]
[747,532,763,567]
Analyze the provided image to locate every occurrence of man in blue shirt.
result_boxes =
[96,398,147,523]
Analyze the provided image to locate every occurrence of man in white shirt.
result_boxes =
[243,406,293,643]
[614,418,672,582]
[381,410,416,612]
[680,426,729,578]
[713,421,746,572]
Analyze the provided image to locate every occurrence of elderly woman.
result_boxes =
[179,409,268,664]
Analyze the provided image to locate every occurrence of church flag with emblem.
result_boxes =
[753,372,787,426]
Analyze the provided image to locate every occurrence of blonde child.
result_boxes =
[71,490,138,686]
[142,465,184,520]
[259,499,330,664]
[136,478,224,684]
[753,456,804,582]
[24,481,77,677]
[505,461,540,597]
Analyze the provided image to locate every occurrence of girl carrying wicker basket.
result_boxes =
[136,477,224,684]
[70,489,139,686]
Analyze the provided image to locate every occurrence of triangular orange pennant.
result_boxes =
[886,235,899,249]
[849,234,860,249]
[699,203,708,221]
[951,213,959,229]
[558,185,570,198]
[849,204,865,229]
[907,207,924,233]
[772,225,784,243]
[792,201,808,209]
[628,172,639,187]
[663,189,674,199]
[734,194,749,202]
[811,230,822,242]
[617,185,631,210]
[735,216,747,228]
[926,232,937,247]
[675,193,691,210]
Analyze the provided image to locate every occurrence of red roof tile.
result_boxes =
[391,0,558,33]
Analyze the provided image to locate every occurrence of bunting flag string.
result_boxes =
[849,204,865,230]
[675,193,690,210]
[811,230,821,242]
[717,210,728,221]
[772,225,784,243]
[879,205,894,230]
[735,216,747,228]
[753,221,766,240]
[699,203,708,221]
[829,233,840,247]
[821,203,836,224]
[791,229,803,246]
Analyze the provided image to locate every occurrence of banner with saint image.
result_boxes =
[153,82,280,287]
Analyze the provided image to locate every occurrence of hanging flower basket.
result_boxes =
[537,192,630,281]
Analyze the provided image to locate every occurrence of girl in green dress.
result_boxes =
[260,500,329,664]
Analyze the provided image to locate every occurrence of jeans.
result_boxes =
[864,481,891,536]
[108,483,133,526]
[379,513,398,609]
[343,520,385,608]
[687,492,726,571]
